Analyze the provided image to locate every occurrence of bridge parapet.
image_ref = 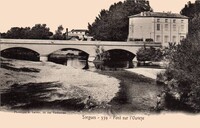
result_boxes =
[0,39,162,47]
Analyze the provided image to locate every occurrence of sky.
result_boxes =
[0,0,195,33]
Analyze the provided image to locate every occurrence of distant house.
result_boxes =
[128,11,189,47]
[68,29,88,40]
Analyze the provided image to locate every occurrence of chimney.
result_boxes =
[66,28,68,39]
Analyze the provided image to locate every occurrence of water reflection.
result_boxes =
[94,61,133,71]
[48,56,88,69]
[65,58,89,69]
[48,55,134,70]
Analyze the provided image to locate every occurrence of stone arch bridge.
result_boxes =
[0,39,161,61]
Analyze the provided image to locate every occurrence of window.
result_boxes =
[156,35,161,42]
[173,36,176,42]
[157,19,160,22]
[164,35,169,43]
[165,19,168,23]
[129,23,134,33]
[181,20,184,23]
[165,24,169,31]
[157,24,161,31]
[173,19,176,23]
[173,24,176,31]
[181,25,184,31]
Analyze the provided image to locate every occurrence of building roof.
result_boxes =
[70,29,87,32]
[129,11,188,19]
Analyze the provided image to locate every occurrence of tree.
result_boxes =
[29,24,53,39]
[1,24,53,39]
[94,45,110,61]
[136,46,163,64]
[152,0,200,111]
[4,27,31,39]
[159,32,200,112]
[88,0,152,41]
[53,25,65,40]
[180,1,200,19]
[188,13,200,36]
[155,1,200,112]
[180,1,200,36]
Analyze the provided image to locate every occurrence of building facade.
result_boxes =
[128,11,188,47]
[68,29,88,40]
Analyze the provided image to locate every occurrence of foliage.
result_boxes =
[159,32,200,112]
[156,1,200,111]
[162,42,177,61]
[136,46,163,62]
[88,0,152,41]
[181,1,200,36]
[53,25,66,40]
[3,27,31,39]
[29,24,53,39]
[188,14,200,36]
[1,24,53,39]
[94,45,110,61]
[180,1,200,19]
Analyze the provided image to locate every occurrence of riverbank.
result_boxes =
[0,57,120,112]
[126,68,165,80]
[95,70,164,114]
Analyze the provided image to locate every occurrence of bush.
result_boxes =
[157,33,200,112]
[136,46,163,63]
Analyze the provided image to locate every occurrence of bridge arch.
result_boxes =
[47,48,90,62]
[103,46,138,55]
[104,49,136,61]
[47,48,89,58]
[0,47,40,61]
[93,49,136,69]
[46,48,90,69]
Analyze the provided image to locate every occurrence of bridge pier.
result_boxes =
[88,56,95,62]
[131,57,137,68]
[40,56,48,62]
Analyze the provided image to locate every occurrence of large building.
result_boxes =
[128,11,188,46]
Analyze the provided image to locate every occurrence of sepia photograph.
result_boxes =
[0,0,200,127]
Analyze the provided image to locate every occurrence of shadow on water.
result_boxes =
[1,82,85,111]
[94,61,134,71]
